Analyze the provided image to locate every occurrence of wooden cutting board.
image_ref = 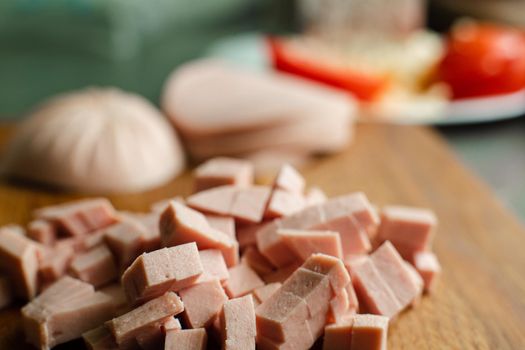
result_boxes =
[0,123,524,349]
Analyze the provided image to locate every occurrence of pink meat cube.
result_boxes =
[230,186,272,223]
[323,320,353,350]
[131,212,163,253]
[412,251,441,293]
[196,249,230,284]
[179,279,228,328]
[305,187,327,206]
[150,196,185,213]
[206,215,236,239]
[165,328,207,350]
[23,277,114,350]
[265,189,306,219]
[273,164,305,194]
[280,268,332,326]
[316,195,374,255]
[370,241,423,310]
[257,193,378,267]
[376,205,437,258]
[99,284,130,317]
[38,244,74,285]
[187,185,271,224]
[194,157,254,192]
[160,201,239,267]
[0,227,40,299]
[224,263,265,298]
[256,206,324,268]
[262,263,300,284]
[351,314,389,350]
[69,245,118,288]
[106,292,184,346]
[351,257,401,318]
[220,295,257,350]
[255,290,310,343]
[83,229,107,250]
[253,283,282,304]
[278,229,343,261]
[122,243,203,304]
[103,216,149,270]
[323,314,388,350]
[241,246,274,276]
[187,185,238,216]
[27,220,56,245]
[301,253,350,293]
[343,254,369,279]
[328,288,351,324]
[237,222,269,250]
[35,198,118,236]
[83,326,118,350]
[136,317,182,349]
[0,276,13,309]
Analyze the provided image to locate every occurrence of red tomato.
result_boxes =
[439,22,525,99]
[267,37,388,101]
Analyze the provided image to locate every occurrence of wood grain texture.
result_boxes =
[0,123,524,349]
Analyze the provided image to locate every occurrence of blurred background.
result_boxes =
[0,0,524,218]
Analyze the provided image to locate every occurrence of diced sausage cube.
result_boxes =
[187,186,238,216]
[122,244,203,304]
[38,244,74,285]
[230,186,272,224]
[206,215,236,239]
[278,229,343,261]
[351,257,401,318]
[351,314,389,350]
[194,157,254,192]
[252,283,282,304]
[22,277,114,350]
[262,263,300,284]
[301,253,350,293]
[104,217,149,270]
[35,198,118,236]
[220,295,257,350]
[412,251,441,293]
[265,190,306,219]
[0,227,40,299]
[196,249,230,284]
[99,284,130,317]
[135,317,183,349]
[165,328,207,350]
[370,241,423,310]
[255,290,310,343]
[323,314,388,350]
[179,279,228,328]
[273,164,305,194]
[69,245,118,288]
[27,220,56,245]
[280,267,332,317]
[224,263,265,298]
[376,205,437,258]
[83,326,118,350]
[305,187,327,206]
[323,320,353,350]
[160,201,239,267]
[106,292,184,346]
[241,246,274,276]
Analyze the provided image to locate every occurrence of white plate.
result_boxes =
[206,33,525,126]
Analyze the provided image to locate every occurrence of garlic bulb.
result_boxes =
[2,88,185,193]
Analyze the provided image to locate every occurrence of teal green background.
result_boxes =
[0,0,295,118]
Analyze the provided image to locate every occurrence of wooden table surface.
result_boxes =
[0,123,524,349]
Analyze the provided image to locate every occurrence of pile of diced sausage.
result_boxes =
[0,157,441,350]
